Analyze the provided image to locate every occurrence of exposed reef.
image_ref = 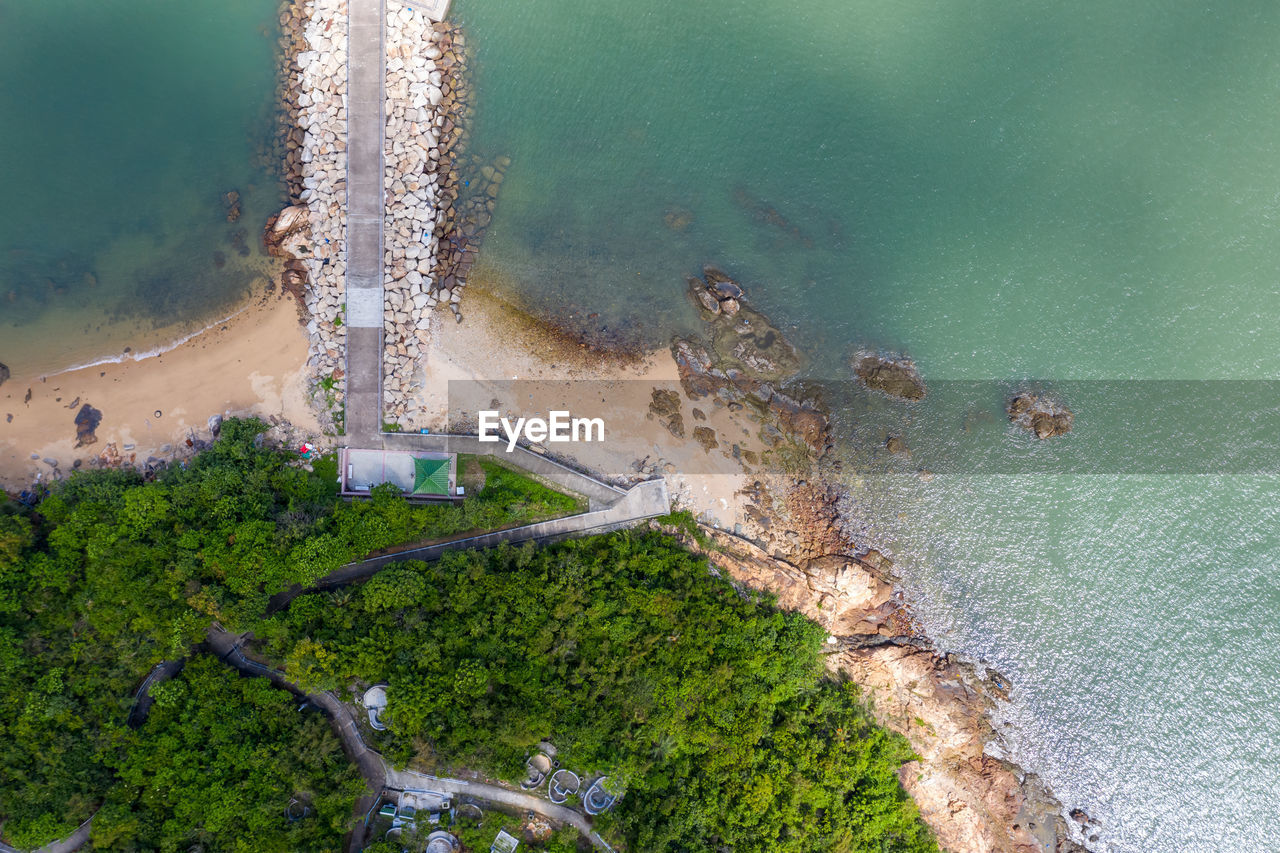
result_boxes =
[854,352,928,400]
[1009,392,1074,439]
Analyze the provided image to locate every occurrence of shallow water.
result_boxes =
[0,0,284,378]
[455,1,1280,849]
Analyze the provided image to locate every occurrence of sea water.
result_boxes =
[0,0,284,378]
[453,1,1280,850]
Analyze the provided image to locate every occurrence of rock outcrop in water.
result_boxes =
[687,265,744,317]
[659,282,1096,852]
[854,352,927,400]
[1008,392,1073,439]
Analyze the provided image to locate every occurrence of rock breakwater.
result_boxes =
[269,0,349,429]
[381,3,471,426]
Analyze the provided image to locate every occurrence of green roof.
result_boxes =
[413,457,450,496]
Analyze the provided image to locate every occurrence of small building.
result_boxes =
[340,448,459,500]
[490,829,519,853]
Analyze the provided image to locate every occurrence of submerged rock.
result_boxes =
[223,189,242,223]
[1008,393,1073,439]
[74,403,102,448]
[853,354,926,401]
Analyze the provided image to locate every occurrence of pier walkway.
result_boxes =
[343,0,387,445]
[338,0,663,520]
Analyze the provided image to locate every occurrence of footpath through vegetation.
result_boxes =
[0,420,937,852]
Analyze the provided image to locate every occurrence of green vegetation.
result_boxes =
[0,420,579,848]
[467,456,587,516]
[260,533,938,853]
[0,421,930,852]
[91,656,363,851]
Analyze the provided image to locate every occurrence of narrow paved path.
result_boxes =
[343,0,387,445]
[320,479,668,586]
[0,819,92,853]
[383,768,614,851]
[207,627,615,850]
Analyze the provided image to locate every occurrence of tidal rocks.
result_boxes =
[74,403,102,448]
[853,354,926,401]
[0,362,9,387]
[223,189,242,223]
[692,425,719,452]
[1008,392,1073,439]
[687,267,747,318]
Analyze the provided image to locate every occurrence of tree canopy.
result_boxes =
[261,533,938,853]
[91,655,363,852]
[0,420,578,848]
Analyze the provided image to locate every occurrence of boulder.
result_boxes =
[853,354,926,401]
[688,276,721,315]
[263,204,311,257]
[1008,393,1073,439]
[702,265,744,300]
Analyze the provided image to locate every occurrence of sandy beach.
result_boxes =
[0,289,318,492]
[412,274,759,526]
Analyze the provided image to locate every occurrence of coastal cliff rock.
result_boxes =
[1008,393,1073,439]
[854,353,927,400]
[666,498,1090,853]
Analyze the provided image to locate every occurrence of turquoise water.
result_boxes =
[0,0,283,377]
[455,1,1280,849]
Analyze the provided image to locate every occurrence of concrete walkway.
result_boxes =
[383,768,614,851]
[317,479,668,585]
[206,627,615,851]
[385,432,627,510]
[343,0,387,445]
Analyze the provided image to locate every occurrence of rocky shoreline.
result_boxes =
[259,1,1098,847]
[654,267,1097,853]
[266,0,350,431]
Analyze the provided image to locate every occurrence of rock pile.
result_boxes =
[852,353,927,401]
[1008,392,1073,438]
[269,0,349,426]
[381,3,470,424]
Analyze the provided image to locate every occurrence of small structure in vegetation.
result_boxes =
[583,776,619,815]
[361,684,389,731]
[340,447,459,500]
[521,752,553,790]
[547,769,580,804]
[490,828,520,853]
[425,830,460,853]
